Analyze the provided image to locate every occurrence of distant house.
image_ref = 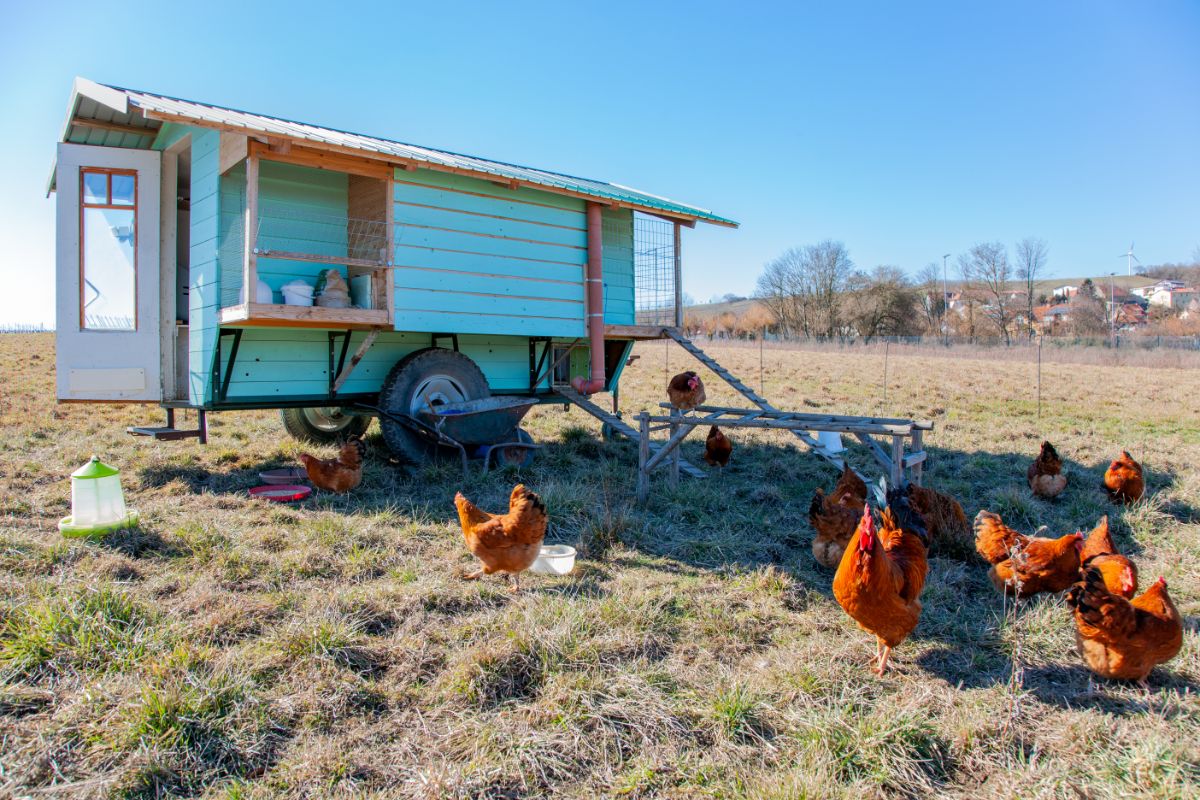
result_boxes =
[1147,286,1198,310]
[1131,279,1185,299]
[1033,303,1072,334]
[1052,285,1078,301]
[1114,302,1147,329]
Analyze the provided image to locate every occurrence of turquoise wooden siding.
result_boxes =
[218,331,541,398]
[180,128,221,405]
[392,169,588,337]
[601,208,635,325]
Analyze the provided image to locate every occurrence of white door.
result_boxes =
[56,143,162,401]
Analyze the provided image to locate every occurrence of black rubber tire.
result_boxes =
[378,348,490,464]
[492,427,536,469]
[280,407,371,444]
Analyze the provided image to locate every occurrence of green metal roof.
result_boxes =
[53,78,737,227]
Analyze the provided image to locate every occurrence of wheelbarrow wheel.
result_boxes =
[280,406,371,444]
[378,348,490,464]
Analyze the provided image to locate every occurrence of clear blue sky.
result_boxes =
[2,0,1197,324]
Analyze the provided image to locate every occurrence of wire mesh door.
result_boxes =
[634,213,678,326]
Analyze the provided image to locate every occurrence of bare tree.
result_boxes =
[958,242,1016,344]
[915,262,945,335]
[1014,237,1048,339]
[754,240,854,338]
[844,266,920,342]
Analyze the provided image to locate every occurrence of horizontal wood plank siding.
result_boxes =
[393,168,588,337]
[185,127,220,405]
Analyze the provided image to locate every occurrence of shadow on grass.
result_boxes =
[1023,661,1200,712]
[99,523,187,559]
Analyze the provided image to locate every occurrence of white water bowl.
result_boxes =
[529,544,576,576]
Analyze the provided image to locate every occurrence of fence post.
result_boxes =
[1036,336,1042,420]
[669,409,680,487]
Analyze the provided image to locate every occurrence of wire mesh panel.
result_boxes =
[633,213,678,326]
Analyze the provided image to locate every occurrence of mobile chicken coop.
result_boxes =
[49,78,740,463]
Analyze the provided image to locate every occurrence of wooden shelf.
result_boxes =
[219,303,390,330]
[253,249,389,270]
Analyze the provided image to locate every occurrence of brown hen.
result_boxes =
[299,437,366,493]
[454,484,548,591]
[1103,451,1144,504]
[666,371,706,412]
[1080,515,1138,599]
[973,510,1083,596]
[809,462,869,568]
[1027,440,1067,499]
[1067,569,1182,687]
[906,483,971,558]
[703,425,732,467]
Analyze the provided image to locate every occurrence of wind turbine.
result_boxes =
[1119,242,1141,276]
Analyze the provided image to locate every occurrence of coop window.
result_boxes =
[79,168,137,331]
[633,213,678,326]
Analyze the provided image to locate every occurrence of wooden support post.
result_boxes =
[637,413,651,505]
[669,408,681,487]
[673,222,683,328]
[244,149,259,304]
[891,435,905,487]
[385,176,395,323]
[910,429,924,486]
[332,330,380,393]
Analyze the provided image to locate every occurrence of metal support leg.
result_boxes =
[637,413,651,505]
[198,410,208,445]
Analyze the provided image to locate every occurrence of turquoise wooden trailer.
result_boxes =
[49,78,737,462]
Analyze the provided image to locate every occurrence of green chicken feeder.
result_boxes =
[58,456,139,538]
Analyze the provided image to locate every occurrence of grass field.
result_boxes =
[1,332,1198,799]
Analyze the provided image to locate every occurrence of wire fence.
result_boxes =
[633,213,677,326]
[686,331,1200,351]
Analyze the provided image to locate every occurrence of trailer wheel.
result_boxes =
[280,407,371,444]
[378,348,490,463]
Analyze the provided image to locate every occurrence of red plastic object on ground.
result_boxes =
[249,485,312,502]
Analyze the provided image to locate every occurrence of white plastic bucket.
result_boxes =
[281,281,314,307]
[529,544,576,575]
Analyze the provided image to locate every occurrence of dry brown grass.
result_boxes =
[1,332,1198,798]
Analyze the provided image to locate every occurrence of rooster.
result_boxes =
[703,425,732,467]
[1103,451,1144,504]
[1027,440,1067,499]
[1066,569,1182,688]
[809,462,869,569]
[666,371,706,413]
[454,484,548,591]
[833,492,928,675]
[299,437,366,493]
[905,483,972,558]
[973,510,1083,596]
[1080,515,1138,599]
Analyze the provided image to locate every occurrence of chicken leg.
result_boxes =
[875,644,893,675]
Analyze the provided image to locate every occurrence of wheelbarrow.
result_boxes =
[355,396,539,474]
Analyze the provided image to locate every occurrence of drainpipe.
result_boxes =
[572,201,607,395]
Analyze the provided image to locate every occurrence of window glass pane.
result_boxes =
[83,172,108,204]
[111,174,135,206]
[82,207,136,330]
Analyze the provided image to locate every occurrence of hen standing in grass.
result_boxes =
[973,510,1083,596]
[809,462,869,568]
[299,436,366,493]
[666,370,706,413]
[1080,515,1138,599]
[832,490,929,675]
[1028,440,1068,499]
[905,483,972,557]
[1103,451,1144,504]
[454,484,547,591]
[1066,569,1182,688]
[703,425,733,467]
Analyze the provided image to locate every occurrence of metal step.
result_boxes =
[554,386,707,479]
[127,408,207,443]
